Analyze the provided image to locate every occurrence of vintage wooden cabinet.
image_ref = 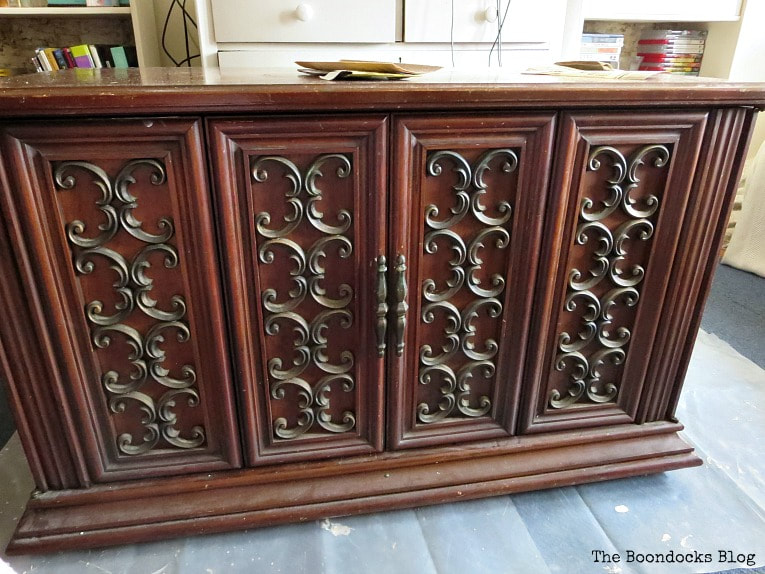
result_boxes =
[0,69,762,554]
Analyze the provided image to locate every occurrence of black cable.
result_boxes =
[181,0,191,67]
[488,0,512,66]
[161,2,180,66]
[161,0,200,68]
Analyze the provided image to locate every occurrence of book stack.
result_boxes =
[580,34,624,67]
[637,30,706,76]
[32,45,137,72]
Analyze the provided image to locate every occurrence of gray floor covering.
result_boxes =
[701,264,765,370]
[1,328,764,574]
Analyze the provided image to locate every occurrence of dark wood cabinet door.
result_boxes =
[0,119,241,486]
[521,111,708,434]
[208,116,387,465]
[389,113,556,449]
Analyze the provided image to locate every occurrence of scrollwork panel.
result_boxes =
[415,148,519,425]
[55,159,207,455]
[250,152,361,441]
[547,143,673,410]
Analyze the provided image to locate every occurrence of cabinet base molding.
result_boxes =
[7,422,699,554]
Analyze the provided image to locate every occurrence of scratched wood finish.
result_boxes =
[0,70,762,554]
[0,69,765,117]
[8,422,697,554]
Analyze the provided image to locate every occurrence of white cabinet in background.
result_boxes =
[194,0,567,69]
[209,0,397,43]
[404,0,564,44]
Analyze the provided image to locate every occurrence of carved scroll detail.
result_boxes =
[416,149,518,424]
[548,144,671,409]
[252,154,358,440]
[56,159,204,456]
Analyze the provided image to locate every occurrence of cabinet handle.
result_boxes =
[375,255,388,357]
[394,254,408,356]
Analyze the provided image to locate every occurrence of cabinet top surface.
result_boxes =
[2,67,765,116]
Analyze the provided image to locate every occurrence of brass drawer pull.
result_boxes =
[394,254,408,356]
[375,255,388,357]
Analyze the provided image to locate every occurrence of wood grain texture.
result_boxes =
[521,111,708,434]
[0,69,763,117]
[207,116,387,466]
[389,113,556,448]
[6,422,699,555]
[0,159,72,490]
[0,119,242,483]
[0,72,759,554]
[644,107,757,421]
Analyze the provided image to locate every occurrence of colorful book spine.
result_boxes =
[70,44,94,68]
[62,47,76,68]
[88,44,103,68]
[34,48,51,71]
[110,46,129,68]
[31,44,137,72]
[640,65,700,72]
[637,39,706,46]
[639,57,702,65]
[636,28,706,76]
[580,33,623,66]
[43,48,60,71]
[52,49,68,69]
[581,34,624,45]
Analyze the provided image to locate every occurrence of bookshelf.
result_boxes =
[0,3,160,69]
[567,0,763,246]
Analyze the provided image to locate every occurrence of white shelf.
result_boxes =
[582,0,742,22]
[0,7,131,17]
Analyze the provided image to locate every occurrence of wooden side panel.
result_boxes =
[522,111,708,434]
[207,116,387,466]
[390,113,556,449]
[0,119,241,485]
[641,107,756,422]
[0,157,80,491]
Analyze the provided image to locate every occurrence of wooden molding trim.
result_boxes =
[7,422,699,555]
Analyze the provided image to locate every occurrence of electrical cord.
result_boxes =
[488,0,512,67]
[450,0,455,66]
[497,0,501,65]
[161,0,200,67]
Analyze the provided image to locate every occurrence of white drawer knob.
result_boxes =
[483,6,498,22]
[295,3,314,22]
